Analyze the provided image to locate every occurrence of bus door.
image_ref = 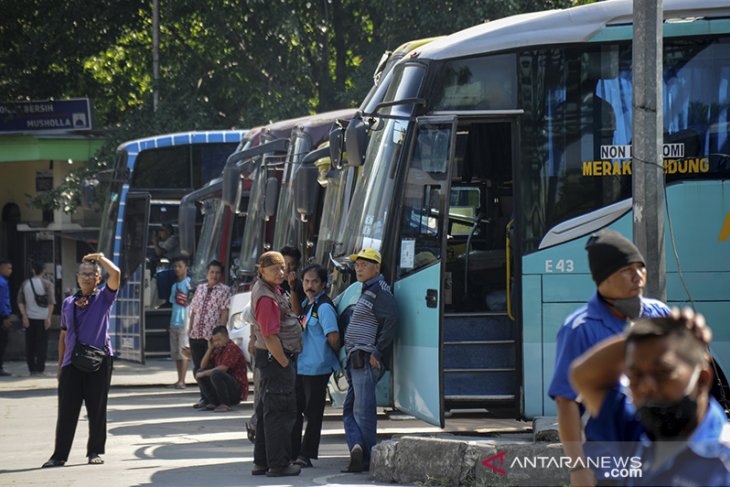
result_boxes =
[392,116,457,427]
[113,191,150,363]
[439,115,521,416]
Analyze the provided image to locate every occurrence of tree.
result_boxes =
[2,0,576,214]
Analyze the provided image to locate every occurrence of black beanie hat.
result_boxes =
[585,230,645,285]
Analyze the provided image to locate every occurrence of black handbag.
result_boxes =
[71,342,106,373]
[70,304,107,373]
[29,279,49,308]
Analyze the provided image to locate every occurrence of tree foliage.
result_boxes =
[1,0,577,213]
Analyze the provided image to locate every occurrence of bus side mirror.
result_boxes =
[295,164,320,221]
[264,177,279,219]
[178,194,197,256]
[345,118,367,167]
[222,162,241,208]
[329,125,345,170]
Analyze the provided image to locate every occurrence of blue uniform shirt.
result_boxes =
[597,387,730,486]
[0,274,10,317]
[548,293,670,476]
[549,293,670,402]
[297,291,341,376]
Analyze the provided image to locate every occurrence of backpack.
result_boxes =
[337,304,355,350]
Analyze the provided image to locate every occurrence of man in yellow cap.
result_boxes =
[341,248,398,473]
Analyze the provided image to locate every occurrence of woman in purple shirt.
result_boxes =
[42,252,120,468]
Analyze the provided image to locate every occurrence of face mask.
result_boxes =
[636,366,700,439]
[610,295,643,319]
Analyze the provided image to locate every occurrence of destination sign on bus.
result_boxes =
[582,143,713,177]
[582,158,710,177]
[599,143,685,160]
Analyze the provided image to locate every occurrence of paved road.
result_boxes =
[0,360,530,487]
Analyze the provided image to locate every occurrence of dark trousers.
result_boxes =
[248,353,261,427]
[0,325,8,370]
[197,369,242,406]
[51,355,113,461]
[25,319,48,372]
[253,348,297,469]
[291,373,330,460]
[190,338,209,401]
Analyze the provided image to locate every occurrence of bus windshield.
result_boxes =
[97,153,128,258]
[315,166,355,263]
[238,163,268,275]
[273,133,311,251]
[191,198,224,282]
[340,63,426,256]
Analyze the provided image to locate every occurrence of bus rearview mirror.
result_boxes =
[295,165,320,220]
[345,118,367,167]
[329,126,345,170]
[264,177,279,219]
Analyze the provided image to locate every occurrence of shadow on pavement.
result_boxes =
[130,438,247,461]
[131,457,372,487]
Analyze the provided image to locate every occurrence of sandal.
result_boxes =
[41,458,65,468]
[88,454,104,465]
[213,404,231,413]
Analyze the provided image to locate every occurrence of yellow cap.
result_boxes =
[349,248,382,264]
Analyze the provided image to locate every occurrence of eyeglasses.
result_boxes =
[78,272,97,279]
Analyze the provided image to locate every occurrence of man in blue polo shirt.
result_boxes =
[548,230,670,486]
[571,310,730,486]
[291,263,341,469]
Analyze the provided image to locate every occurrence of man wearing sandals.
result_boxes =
[195,325,248,412]
[42,252,120,468]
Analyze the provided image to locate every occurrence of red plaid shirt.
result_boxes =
[211,341,248,400]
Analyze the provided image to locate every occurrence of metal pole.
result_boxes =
[152,0,160,112]
[632,0,666,301]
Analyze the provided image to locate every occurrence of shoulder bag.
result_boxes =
[29,279,49,308]
[70,304,106,373]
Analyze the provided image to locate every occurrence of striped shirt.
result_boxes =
[344,274,398,368]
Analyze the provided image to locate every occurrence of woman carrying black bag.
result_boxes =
[42,252,119,468]
[17,260,56,375]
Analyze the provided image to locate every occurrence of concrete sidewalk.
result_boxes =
[1,359,564,486]
[0,358,191,391]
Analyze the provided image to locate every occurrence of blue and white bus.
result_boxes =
[97,130,246,362]
[328,0,730,426]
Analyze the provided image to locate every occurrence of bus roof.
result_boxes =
[117,130,247,155]
[418,0,730,61]
[263,113,319,139]
[293,108,358,130]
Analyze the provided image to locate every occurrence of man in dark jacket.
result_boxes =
[341,248,398,473]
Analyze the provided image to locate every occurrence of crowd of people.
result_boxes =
[2,226,729,484]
